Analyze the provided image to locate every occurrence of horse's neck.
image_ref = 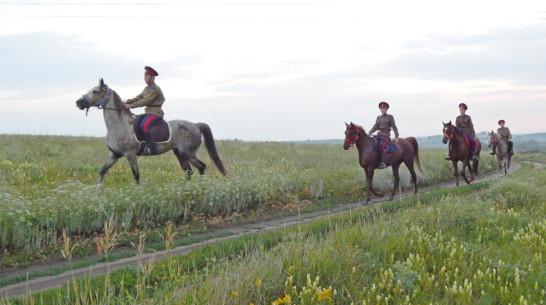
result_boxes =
[356,132,377,154]
[102,93,133,137]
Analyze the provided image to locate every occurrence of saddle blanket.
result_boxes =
[133,115,171,144]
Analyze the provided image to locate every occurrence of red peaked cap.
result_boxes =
[144,66,159,76]
[378,101,390,109]
[459,103,468,110]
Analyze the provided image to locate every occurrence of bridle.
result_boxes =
[443,127,454,140]
[80,88,120,116]
[344,127,360,147]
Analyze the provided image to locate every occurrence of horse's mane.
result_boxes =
[111,90,131,118]
[349,123,366,134]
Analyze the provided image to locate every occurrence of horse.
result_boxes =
[442,121,481,186]
[76,79,226,184]
[488,131,511,175]
[343,122,424,204]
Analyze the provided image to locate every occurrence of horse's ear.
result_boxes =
[345,122,349,127]
[442,121,445,125]
[100,78,104,87]
[349,122,354,128]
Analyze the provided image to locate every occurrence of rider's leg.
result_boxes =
[490,145,496,155]
[140,114,160,155]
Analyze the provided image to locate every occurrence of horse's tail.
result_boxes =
[406,137,425,176]
[196,123,226,176]
[473,138,481,175]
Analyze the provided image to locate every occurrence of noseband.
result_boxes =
[345,128,360,147]
[81,89,113,115]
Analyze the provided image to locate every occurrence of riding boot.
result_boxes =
[509,141,514,155]
[490,146,496,155]
[378,153,387,169]
[471,147,478,161]
[144,131,157,155]
[444,156,451,161]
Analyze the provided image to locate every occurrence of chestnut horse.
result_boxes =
[343,122,424,204]
[442,121,481,185]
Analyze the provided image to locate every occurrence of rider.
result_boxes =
[124,66,165,155]
[445,103,478,161]
[368,101,399,169]
[491,119,514,156]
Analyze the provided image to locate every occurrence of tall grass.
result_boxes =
[0,135,496,257]
[4,162,543,305]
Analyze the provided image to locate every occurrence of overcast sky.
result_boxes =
[1,0,545,141]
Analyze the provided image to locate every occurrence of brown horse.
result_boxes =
[442,121,481,186]
[343,122,424,204]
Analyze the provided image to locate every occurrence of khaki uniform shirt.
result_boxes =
[369,114,399,138]
[125,84,165,118]
[497,127,512,140]
[456,114,475,134]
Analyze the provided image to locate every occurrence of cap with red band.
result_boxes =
[498,119,505,125]
[144,66,159,76]
[459,103,468,110]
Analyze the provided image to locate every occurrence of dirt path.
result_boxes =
[0,162,523,299]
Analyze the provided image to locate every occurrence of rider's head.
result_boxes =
[144,66,158,85]
[378,101,389,114]
[498,119,505,127]
[459,103,467,114]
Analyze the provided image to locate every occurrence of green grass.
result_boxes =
[4,161,543,305]
[0,134,498,268]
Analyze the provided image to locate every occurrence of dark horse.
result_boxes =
[343,122,424,204]
[76,79,226,184]
[442,121,481,186]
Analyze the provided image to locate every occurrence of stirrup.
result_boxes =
[377,162,386,169]
[444,156,451,161]
[489,152,495,155]
[472,155,479,160]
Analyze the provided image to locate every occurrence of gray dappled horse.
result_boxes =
[488,131,511,175]
[76,79,226,184]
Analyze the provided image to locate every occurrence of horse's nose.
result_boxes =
[343,143,350,150]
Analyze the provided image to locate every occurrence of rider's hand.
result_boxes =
[124,103,131,110]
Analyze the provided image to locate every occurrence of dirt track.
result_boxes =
[0,162,523,299]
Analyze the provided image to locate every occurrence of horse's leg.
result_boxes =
[363,167,373,204]
[189,156,207,175]
[173,149,193,179]
[462,160,472,184]
[452,160,460,186]
[404,160,418,195]
[389,163,401,201]
[98,151,122,185]
[126,154,140,184]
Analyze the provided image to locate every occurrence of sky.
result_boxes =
[1,0,545,141]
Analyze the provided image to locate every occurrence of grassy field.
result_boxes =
[0,134,498,269]
[2,158,544,304]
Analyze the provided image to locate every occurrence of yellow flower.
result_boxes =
[288,266,295,275]
[255,279,262,286]
[316,288,333,301]
[272,294,291,305]
[232,291,239,296]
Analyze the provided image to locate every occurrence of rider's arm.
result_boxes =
[125,92,143,105]
[469,117,475,135]
[390,115,399,138]
[128,89,159,108]
[368,117,379,135]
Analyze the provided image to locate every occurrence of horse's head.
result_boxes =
[343,122,364,150]
[487,130,498,148]
[442,121,454,144]
[76,78,112,110]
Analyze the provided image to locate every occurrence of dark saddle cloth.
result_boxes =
[374,136,398,153]
[133,115,171,143]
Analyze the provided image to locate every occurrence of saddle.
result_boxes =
[133,115,171,143]
[374,136,398,153]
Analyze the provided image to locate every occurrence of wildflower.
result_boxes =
[232,291,239,296]
[255,279,262,286]
[272,294,291,305]
[316,287,333,301]
[288,266,295,275]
